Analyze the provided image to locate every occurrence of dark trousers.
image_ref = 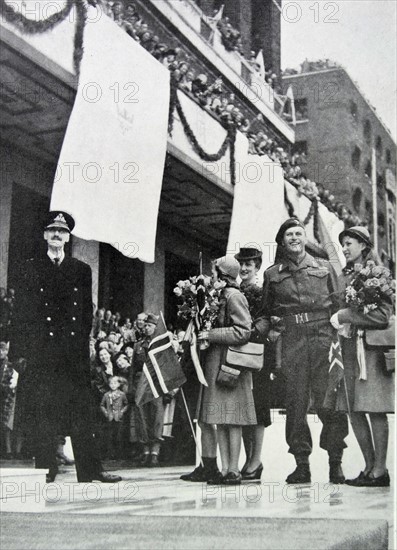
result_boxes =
[104,420,124,458]
[282,322,348,458]
[28,379,102,481]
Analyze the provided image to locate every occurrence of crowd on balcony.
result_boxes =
[87,1,362,226]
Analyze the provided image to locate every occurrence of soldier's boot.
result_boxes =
[329,452,345,484]
[286,456,311,484]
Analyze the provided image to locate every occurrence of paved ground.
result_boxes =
[1,411,395,549]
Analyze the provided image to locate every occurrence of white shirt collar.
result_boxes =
[47,250,65,265]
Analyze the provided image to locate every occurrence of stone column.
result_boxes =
[143,245,165,315]
[0,177,12,289]
[72,238,100,308]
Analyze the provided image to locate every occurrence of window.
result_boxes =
[351,146,361,170]
[386,149,391,164]
[363,120,372,145]
[294,98,308,120]
[378,212,385,227]
[350,101,358,121]
[364,160,372,179]
[352,188,362,212]
[293,141,308,155]
[376,136,383,156]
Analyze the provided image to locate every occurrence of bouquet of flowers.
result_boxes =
[345,261,395,314]
[173,275,224,331]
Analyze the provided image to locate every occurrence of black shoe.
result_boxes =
[242,463,263,481]
[222,471,242,485]
[150,454,160,467]
[140,454,150,467]
[206,470,224,485]
[329,463,345,484]
[180,465,208,482]
[46,469,58,483]
[286,464,311,484]
[57,452,75,466]
[355,471,390,488]
[240,461,250,476]
[92,472,122,483]
[345,471,371,486]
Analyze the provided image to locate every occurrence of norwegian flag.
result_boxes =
[135,316,186,407]
[323,339,345,410]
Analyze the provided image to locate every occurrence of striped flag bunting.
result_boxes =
[135,316,187,407]
[323,340,345,410]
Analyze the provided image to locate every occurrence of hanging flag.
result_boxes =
[286,85,296,125]
[50,6,170,262]
[255,49,265,80]
[279,85,296,125]
[135,315,187,407]
[208,4,224,24]
[323,339,345,410]
[227,132,285,273]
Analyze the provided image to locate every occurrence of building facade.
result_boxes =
[1,0,351,328]
[282,63,397,267]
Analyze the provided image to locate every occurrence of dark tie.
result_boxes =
[53,258,60,267]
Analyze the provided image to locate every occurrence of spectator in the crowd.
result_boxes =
[132,313,147,342]
[120,317,135,344]
[0,342,18,458]
[130,314,165,467]
[100,376,129,460]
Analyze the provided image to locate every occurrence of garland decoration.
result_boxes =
[284,185,295,218]
[313,197,320,243]
[169,84,237,185]
[303,200,315,225]
[73,0,87,76]
[0,0,74,34]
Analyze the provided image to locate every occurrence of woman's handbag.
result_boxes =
[365,315,395,373]
[216,365,241,389]
[365,315,395,348]
[225,341,264,371]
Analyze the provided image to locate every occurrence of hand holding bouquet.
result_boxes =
[173,276,224,348]
[344,261,395,314]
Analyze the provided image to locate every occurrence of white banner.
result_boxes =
[227,133,285,271]
[317,202,345,273]
[50,7,170,262]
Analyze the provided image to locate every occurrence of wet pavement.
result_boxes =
[1,411,395,549]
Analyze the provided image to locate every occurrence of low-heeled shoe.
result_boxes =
[222,471,242,485]
[242,463,263,481]
[345,471,371,486]
[207,471,224,485]
[356,471,390,488]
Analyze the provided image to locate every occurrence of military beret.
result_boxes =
[45,211,75,233]
[338,226,372,248]
[275,218,305,245]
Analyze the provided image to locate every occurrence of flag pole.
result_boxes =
[161,308,204,466]
[337,333,351,418]
[180,388,203,467]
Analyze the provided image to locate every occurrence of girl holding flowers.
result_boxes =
[330,227,395,487]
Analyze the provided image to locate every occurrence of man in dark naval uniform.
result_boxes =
[10,211,121,484]
[262,218,348,484]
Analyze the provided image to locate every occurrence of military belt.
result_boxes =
[282,310,330,326]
